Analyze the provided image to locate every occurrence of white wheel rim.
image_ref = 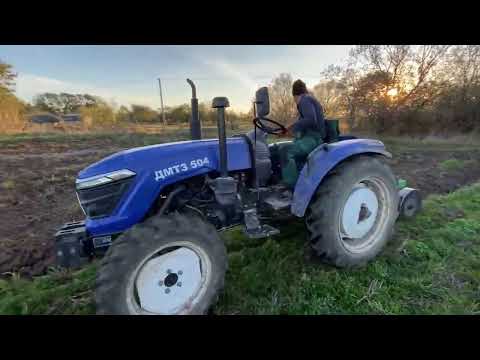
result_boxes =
[341,184,379,239]
[126,242,212,315]
[338,178,391,254]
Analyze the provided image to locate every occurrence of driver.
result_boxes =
[281,79,326,188]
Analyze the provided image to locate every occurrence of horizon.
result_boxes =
[0,45,353,113]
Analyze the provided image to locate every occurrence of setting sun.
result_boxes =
[387,88,398,97]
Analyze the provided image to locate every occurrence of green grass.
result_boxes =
[0,266,96,315]
[439,159,467,172]
[1,184,480,315]
[217,183,480,314]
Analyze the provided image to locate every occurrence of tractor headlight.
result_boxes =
[75,169,136,190]
[75,169,136,218]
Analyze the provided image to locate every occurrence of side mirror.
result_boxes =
[255,87,270,117]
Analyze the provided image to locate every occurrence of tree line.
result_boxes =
[0,61,26,132]
[28,91,250,129]
[2,45,480,135]
[267,45,480,136]
[0,62,251,131]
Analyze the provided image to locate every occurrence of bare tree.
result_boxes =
[402,45,451,106]
[359,46,449,101]
[316,45,480,135]
[320,65,361,130]
[0,60,17,100]
[350,45,411,78]
[268,73,297,125]
[446,45,480,100]
[313,79,346,119]
[433,45,480,132]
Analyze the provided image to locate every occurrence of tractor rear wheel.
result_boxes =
[95,212,227,315]
[305,155,399,268]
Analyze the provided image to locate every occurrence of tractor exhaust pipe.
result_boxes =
[212,97,230,177]
[209,96,237,208]
[187,79,201,140]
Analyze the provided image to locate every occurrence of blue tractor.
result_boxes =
[55,80,421,315]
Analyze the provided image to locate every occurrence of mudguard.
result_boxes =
[291,139,392,217]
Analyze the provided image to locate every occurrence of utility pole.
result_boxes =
[157,78,166,125]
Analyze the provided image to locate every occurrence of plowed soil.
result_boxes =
[1,136,479,276]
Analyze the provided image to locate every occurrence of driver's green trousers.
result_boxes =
[281,130,324,188]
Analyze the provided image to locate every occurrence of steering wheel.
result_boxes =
[253,117,287,136]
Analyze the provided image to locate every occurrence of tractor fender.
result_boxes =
[291,139,392,217]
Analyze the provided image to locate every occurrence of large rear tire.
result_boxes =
[305,155,399,268]
[95,212,227,315]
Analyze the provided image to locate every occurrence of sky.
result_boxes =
[0,45,353,112]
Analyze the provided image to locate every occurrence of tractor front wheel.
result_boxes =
[305,155,399,268]
[95,213,227,315]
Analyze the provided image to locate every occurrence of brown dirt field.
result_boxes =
[1,136,480,276]
[385,147,480,196]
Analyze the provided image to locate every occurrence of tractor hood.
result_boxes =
[76,137,252,236]
[78,137,251,185]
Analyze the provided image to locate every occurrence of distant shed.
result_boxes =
[28,113,63,124]
[62,114,81,122]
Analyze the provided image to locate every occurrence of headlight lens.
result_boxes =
[76,169,136,190]
[75,169,136,219]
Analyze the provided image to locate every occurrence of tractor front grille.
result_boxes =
[76,177,134,219]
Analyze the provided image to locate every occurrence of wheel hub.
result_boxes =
[341,185,379,239]
[358,203,372,223]
[134,247,203,314]
[164,272,179,287]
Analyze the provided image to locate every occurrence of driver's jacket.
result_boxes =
[291,94,326,140]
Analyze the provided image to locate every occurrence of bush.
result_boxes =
[79,104,116,130]
[0,94,26,133]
